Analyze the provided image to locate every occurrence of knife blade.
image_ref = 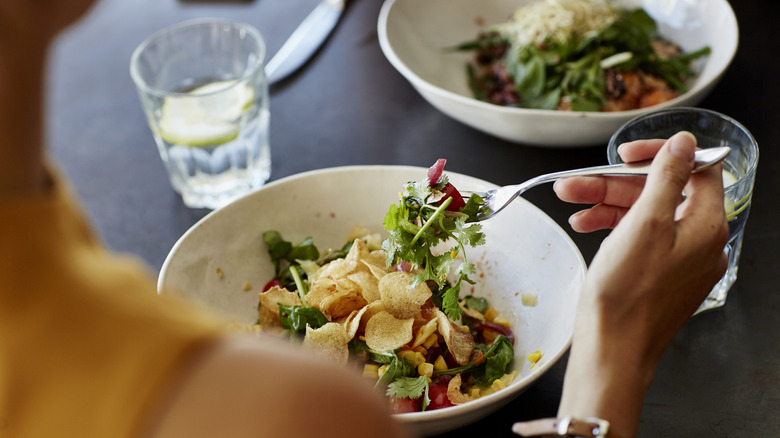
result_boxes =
[265,0,346,85]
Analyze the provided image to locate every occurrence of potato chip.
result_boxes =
[363,250,388,269]
[436,310,475,365]
[319,287,368,320]
[345,238,370,263]
[341,305,370,340]
[302,322,350,366]
[446,374,472,405]
[362,260,389,283]
[379,271,432,320]
[365,310,414,351]
[347,270,381,303]
[311,258,359,284]
[257,286,302,325]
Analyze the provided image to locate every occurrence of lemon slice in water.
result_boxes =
[157,80,254,147]
[722,169,745,220]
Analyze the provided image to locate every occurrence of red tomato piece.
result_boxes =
[427,383,455,411]
[427,158,447,186]
[389,396,420,414]
[262,278,282,292]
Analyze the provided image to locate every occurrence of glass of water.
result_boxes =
[607,107,759,314]
[130,18,270,209]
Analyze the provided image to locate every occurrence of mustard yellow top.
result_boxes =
[0,173,223,437]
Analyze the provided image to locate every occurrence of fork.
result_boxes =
[464,146,730,221]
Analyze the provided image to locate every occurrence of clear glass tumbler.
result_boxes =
[607,107,759,314]
[130,18,270,209]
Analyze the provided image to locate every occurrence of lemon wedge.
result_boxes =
[157,80,254,147]
[722,169,747,220]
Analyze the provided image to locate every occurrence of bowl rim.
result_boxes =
[377,0,739,121]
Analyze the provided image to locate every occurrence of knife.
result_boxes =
[265,0,346,85]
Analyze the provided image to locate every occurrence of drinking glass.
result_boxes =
[130,18,270,209]
[607,107,759,314]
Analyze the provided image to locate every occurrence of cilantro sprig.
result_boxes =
[381,164,485,320]
[387,376,431,411]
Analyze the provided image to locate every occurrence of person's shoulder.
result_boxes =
[143,334,409,438]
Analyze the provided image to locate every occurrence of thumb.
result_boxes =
[635,131,697,215]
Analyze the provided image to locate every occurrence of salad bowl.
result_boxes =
[377,0,738,147]
[158,166,586,436]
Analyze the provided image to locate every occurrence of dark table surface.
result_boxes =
[48,0,780,436]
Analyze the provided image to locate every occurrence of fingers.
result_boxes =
[554,176,646,206]
[633,132,696,217]
[617,139,667,162]
[568,204,629,233]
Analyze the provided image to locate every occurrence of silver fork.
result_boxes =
[464,146,730,221]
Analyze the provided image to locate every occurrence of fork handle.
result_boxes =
[530,146,729,185]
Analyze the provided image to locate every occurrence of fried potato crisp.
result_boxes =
[379,271,432,320]
[446,374,472,405]
[436,309,475,365]
[364,310,414,351]
[302,322,350,366]
[258,286,302,327]
[340,305,370,340]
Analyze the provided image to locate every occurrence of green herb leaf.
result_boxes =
[464,295,489,313]
[278,304,328,335]
[387,376,431,411]
[376,356,414,389]
[471,335,515,386]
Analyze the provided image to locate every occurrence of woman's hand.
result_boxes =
[553,139,671,233]
[557,132,729,437]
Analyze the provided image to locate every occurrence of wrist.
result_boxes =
[557,303,659,437]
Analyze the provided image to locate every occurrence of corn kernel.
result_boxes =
[483,329,497,343]
[378,364,389,377]
[422,333,439,349]
[433,355,448,371]
[468,387,481,399]
[521,293,538,307]
[418,363,434,377]
[363,364,379,379]
[398,350,426,368]
[491,379,506,392]
[527,350,542,369]
[492,316,511,328]
[484,307,499,322]
[413,345,427,355]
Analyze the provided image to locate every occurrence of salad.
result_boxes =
[253,160,538,413]
[456,0,711,111]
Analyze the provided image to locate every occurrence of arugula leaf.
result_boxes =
[471,335,515,386]
[387,376,431,411]
[434,334,514,386]
[278,304,328,335]
[464,295,489,314]
[262,230,320,285]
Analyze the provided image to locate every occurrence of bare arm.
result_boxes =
[556,132,729,437]
[144,335,409,438]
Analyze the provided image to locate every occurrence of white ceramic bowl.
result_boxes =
[158,166,586,436]
[377,0,738,147]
